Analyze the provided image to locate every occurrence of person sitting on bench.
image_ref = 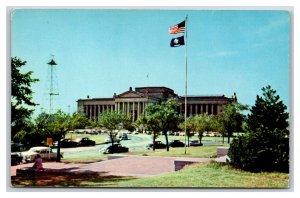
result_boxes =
[32,154,43,170]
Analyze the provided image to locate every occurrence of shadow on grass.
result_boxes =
[11,170,136,187]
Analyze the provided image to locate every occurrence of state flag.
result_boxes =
[170,36,185,47]
[169,20,185,34]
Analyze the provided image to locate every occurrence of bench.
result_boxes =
[16,167,47,177]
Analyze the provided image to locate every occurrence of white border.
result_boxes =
[2,0,299,197]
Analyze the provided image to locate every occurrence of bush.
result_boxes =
[228,132,289,172]
[228,85,289,173]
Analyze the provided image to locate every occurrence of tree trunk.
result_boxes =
[227,133,230,144]
[152,134,156,151]
[110,133,114,147]
[56,136,61,162]
[222,135,225,144]
[164,131,169,152]
[199,135,203,145]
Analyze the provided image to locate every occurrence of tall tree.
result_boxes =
[218,102,247,143]
[247,85,289,135]
[47,110,71,162]
[11,57,39,138]
[98,110,127,146]
[70,112,92,130]
[136,111,160,151]
[228,85,289,172]
[142,99,180,151]
[194,114,213,145]
[179,116,195,147]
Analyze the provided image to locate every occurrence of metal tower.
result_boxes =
[47,56,59,115]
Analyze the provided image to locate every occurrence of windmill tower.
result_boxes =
[47,55,59,116]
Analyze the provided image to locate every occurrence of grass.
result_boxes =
[129,144,229,158]
[61,152,106,163]
[11,162,289,188]
[113,162,289,188]
[64,133,107,144]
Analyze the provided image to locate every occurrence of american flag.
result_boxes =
[169,20,185,34]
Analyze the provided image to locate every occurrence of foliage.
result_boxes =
[217,102,248,143]
[193,114,214,145]
[228,85,289,172]
[11,57,39,138]
[247,85,289,135]
[70,112,92,130]
[141,99,180,151]
[178,116,195,146]
[98,110,128,146]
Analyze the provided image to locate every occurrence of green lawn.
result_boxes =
[12,162,289,188]
[64,133,106,144]
[129,144,228,158]
[111,162,289,188]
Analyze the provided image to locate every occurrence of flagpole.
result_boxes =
[184,15,188,155]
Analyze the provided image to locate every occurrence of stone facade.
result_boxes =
[77,86,236,121]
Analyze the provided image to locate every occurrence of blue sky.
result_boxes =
[11,9,290,116]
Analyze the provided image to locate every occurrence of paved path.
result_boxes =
[11,155,217,177]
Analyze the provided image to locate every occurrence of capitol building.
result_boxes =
[77,86,236,122]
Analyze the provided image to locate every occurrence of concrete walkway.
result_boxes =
[11,155,221,178]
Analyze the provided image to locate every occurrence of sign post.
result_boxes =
[47,138,53,159]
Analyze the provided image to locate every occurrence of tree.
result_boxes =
[70,112,92,130]
[11,57,39,138]
[228,85,289,172]
[194,114,213,145]
[136,110,161,151]
[247,85,289,135]
[98,110,127,146]
[179,116,195,147]
[142,99,180,151]
[217,102,247,143]
[47,110,71,162]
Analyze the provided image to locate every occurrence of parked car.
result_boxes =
[100,144,129,154]
[21,146,63,162]
[60,138,78,148]
[169,140,185,147]
[11,142,26,153]
[189,140,203,146]
[118,133,129,140]
[11,142,26,165]
[75,137,96,146]
[10,142,26,165]
[146,141,167,149]
[11,153,23,165]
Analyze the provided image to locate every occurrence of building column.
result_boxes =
[211,104,214,115]
[137,102,140,118]
[127,102,129,116]
[89,105,92,120]
[190,104,193,116]
[93,105,96,120]
[195,104,198,115]
[133,102,135,122]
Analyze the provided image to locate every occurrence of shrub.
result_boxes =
[228,85,289,172]
[228,132,289,172]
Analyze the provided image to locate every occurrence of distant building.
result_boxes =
[77,86,236,121]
